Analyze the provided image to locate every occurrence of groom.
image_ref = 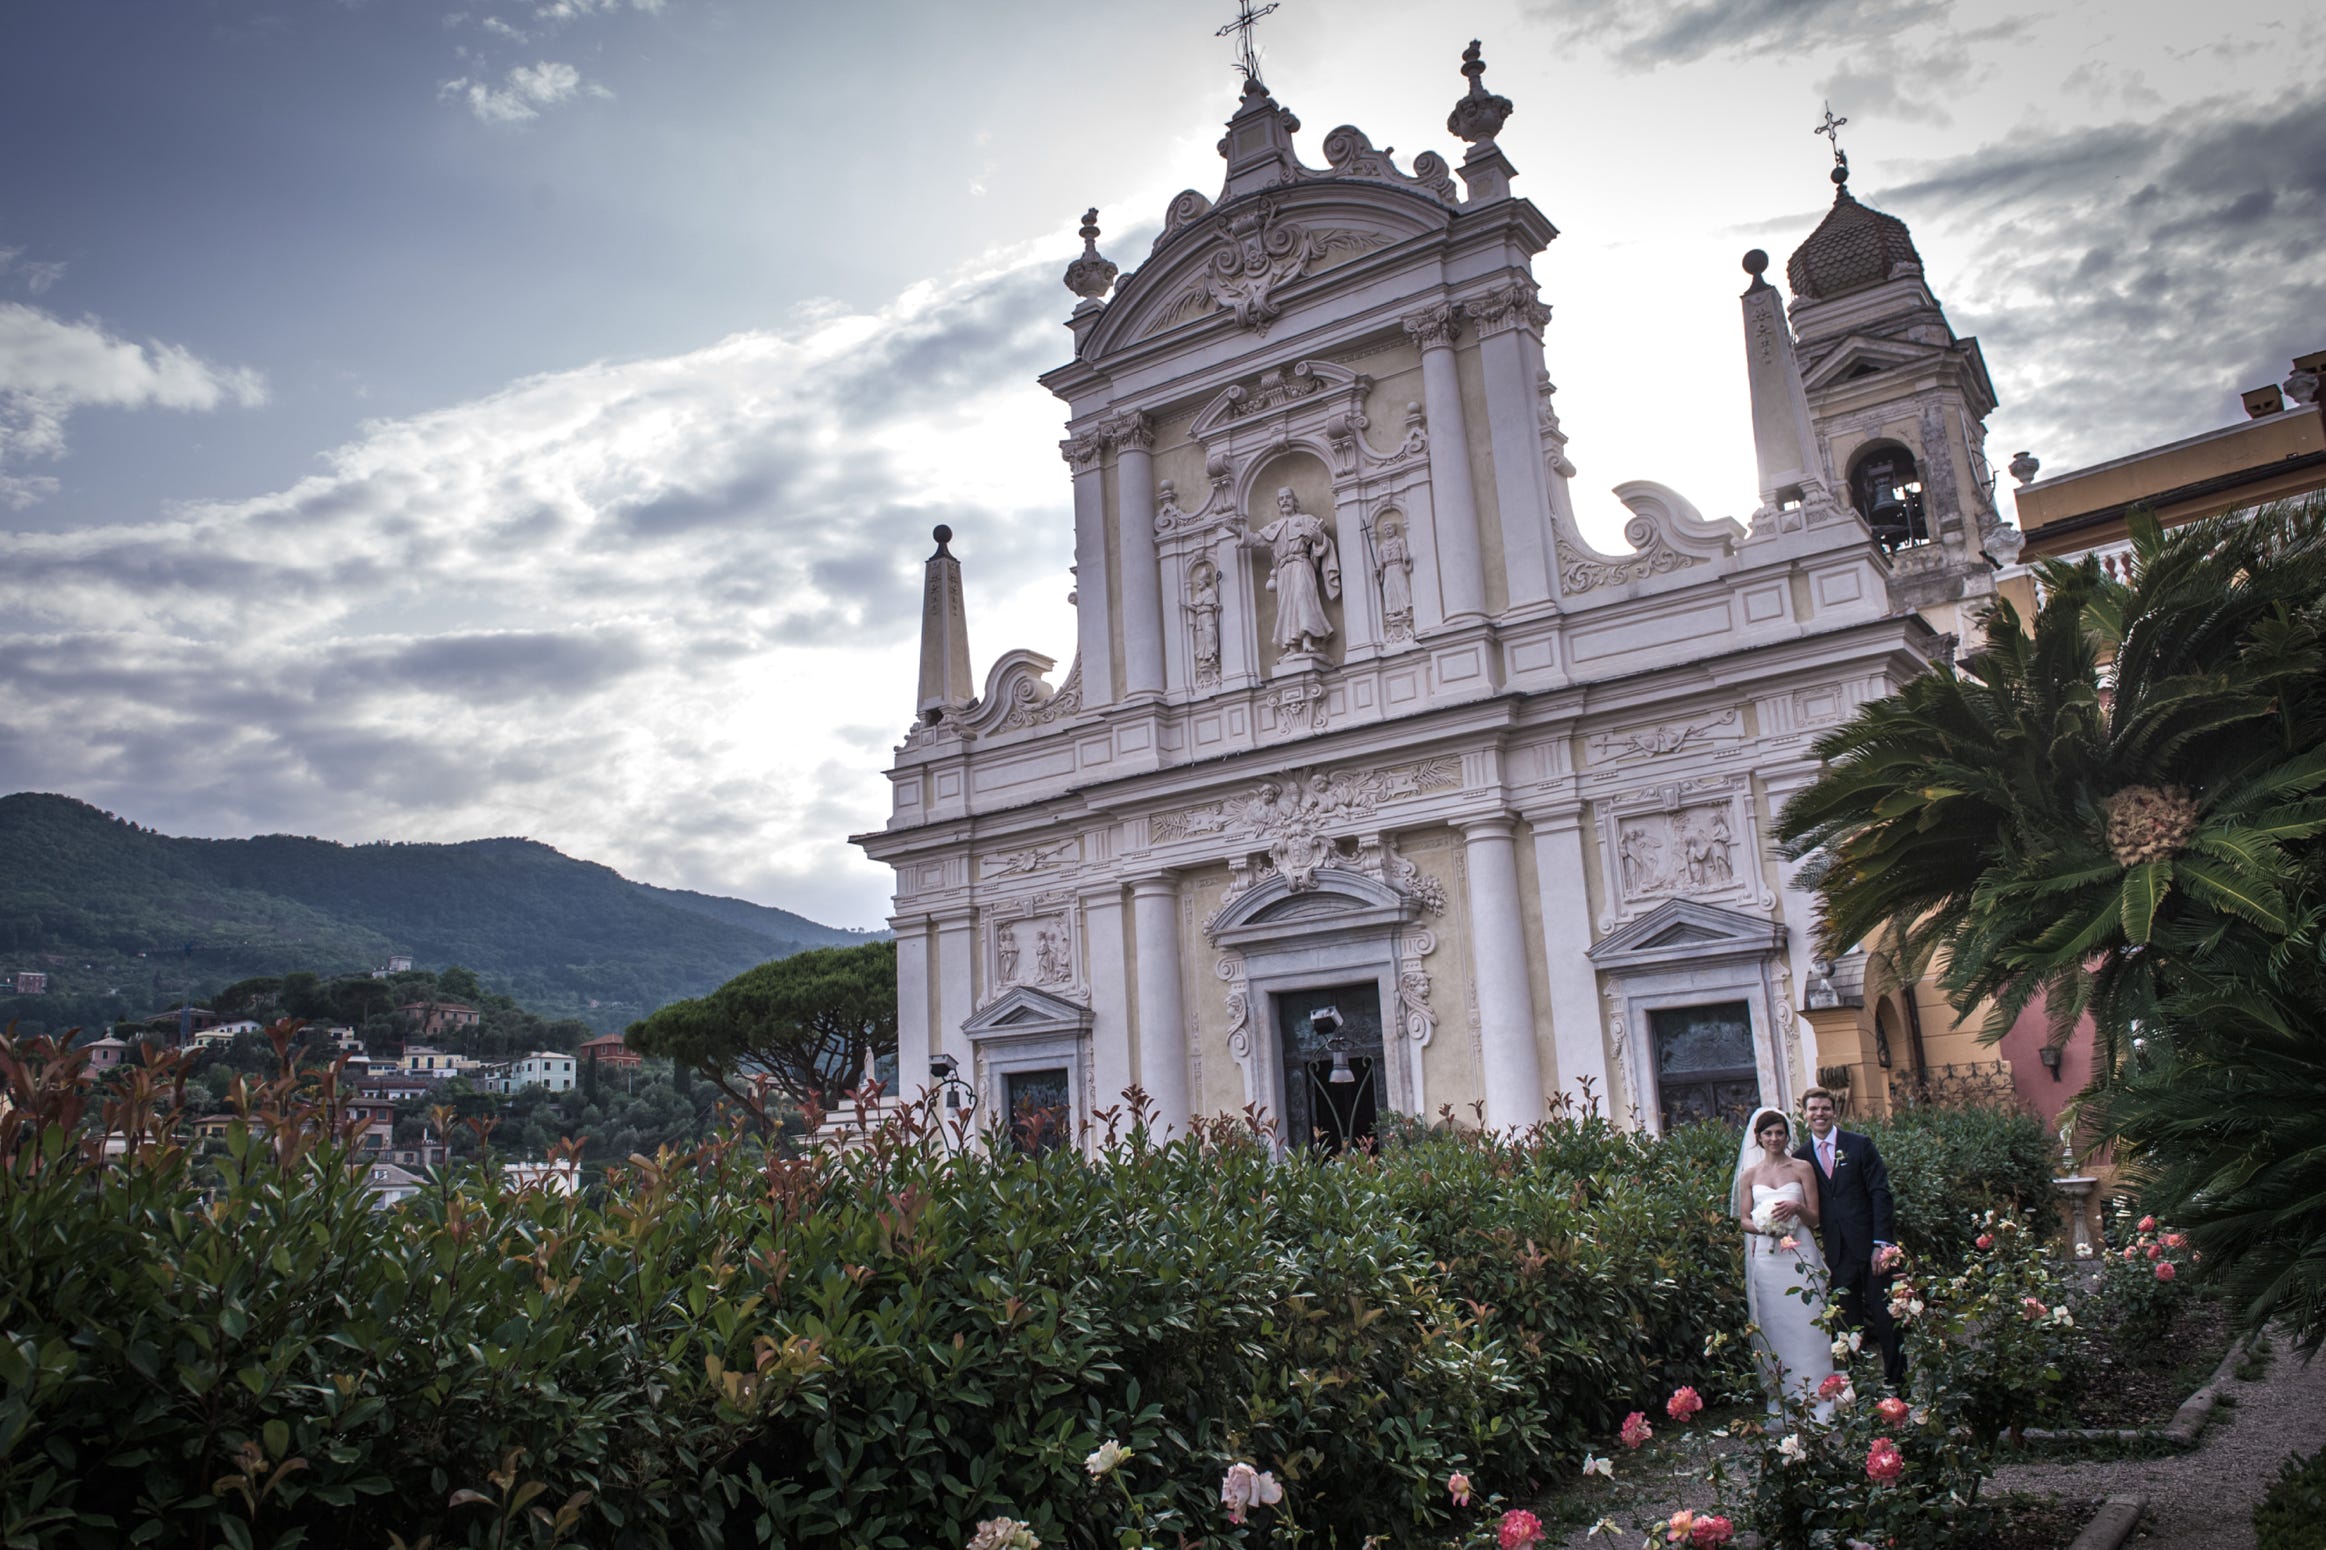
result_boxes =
[1791,1087,1905,1386]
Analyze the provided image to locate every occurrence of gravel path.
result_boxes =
[1992,1338,2326,1549]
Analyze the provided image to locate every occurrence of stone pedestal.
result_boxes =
[2055,1175,2098,1257]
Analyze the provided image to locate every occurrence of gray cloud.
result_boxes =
[1536,0,1950,69]
[1865,90,2326,480]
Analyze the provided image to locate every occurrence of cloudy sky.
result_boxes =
[3,0,2320,929]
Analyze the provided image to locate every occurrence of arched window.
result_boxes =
[1849,443,1929,551]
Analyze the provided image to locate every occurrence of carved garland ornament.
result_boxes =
[1145,200,1391,338]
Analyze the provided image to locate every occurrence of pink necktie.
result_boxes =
[1819,1139,1834,1177]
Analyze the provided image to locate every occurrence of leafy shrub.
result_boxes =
[0,1033,2062,1550]
[2255,1447,2326,1550]
[1860,1106,2057,1262]
[1729,1210,2074,1547]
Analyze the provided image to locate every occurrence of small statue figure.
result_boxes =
[1188,560,1223,687]
[997,925,1021,984]
[1240,487,1340,658]
[1375,517,1414,641]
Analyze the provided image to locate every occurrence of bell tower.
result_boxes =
[1778,128,2019,638]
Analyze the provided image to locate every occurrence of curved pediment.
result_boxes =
[1208,866,1415,946]
[1090,183,1450,358]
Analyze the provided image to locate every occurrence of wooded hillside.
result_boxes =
[0,792,870,1033]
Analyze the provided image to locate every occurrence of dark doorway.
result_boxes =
[1004,1066,1071,1155]
[1650,1001,1760,1131]
[1274,983,1385,1153]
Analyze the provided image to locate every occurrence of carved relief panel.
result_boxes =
[1591,778,1776,931]
[983,893,1082,1007]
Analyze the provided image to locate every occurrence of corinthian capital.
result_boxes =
[1401,302,1463,350]
[1059,432,1105,469]
[1467,280,1552,339]
[1100,410,1155,452]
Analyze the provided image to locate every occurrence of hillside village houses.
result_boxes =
[850,41,2265,1151]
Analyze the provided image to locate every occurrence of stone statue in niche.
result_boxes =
[1375,516,1414,642]
[1187,559,1223,688]
[1240,487,1340,659]
[997,925,1021,985]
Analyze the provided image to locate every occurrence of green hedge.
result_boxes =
[0,1039,2046,1550]
[1861,1105,2058,1262]
[2258,1448,2326,1550]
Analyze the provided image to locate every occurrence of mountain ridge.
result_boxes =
[0,792,870,1034]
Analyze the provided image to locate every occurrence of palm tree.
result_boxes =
[2104,954,2326,1350]
[1776,500,2326,1072]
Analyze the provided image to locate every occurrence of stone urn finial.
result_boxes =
[1063,208,1118,305]
[1446,39,1513,147]
[2009,450,2041,485]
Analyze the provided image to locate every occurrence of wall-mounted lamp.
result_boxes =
[1311,1006,1355,1084]
[2038,1045,2062,1082]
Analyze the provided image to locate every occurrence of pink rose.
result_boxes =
[1778,1234,1799,1251]
[1620,1412,1654,1449]
[1220,1462,1282,1525]
[2155,1261,2176,1282]
[2163,1233,2185,1248]
[1448,1471,1472,1507]
[2147,1244,2163,1260]
[1498,1507,1544,1548]
[2138,1215,2158,1232]
[1691,1515,1735,1547]
[1818,1373,1850,1400]
[1876,1396,1910,1425]
[2123,1245,2139,1262]
[1874,1244,1904,1273]
[2020,1296,2048,1320]
[1667,1386,1705,1422]
[1866,1439,1904,1483]
[1664,1510,1696,1543]
[1975,1233,1993,1250]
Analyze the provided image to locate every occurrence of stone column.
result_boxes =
[1081,885,1132,1123]
[932,909,978,1102]
[1063,432,1115,709]
[1470,281,1556,609]
[1128,875,1191,1135]
[1108,413,1167,698]
[1404,303,1488,622]
[892,916,933,1078]
[1461,816,1546,1128]
[1524,805,1613,1106]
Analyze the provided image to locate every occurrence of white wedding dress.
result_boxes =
[1747,1181,1836,1418]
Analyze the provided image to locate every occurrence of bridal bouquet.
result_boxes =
[1750,1200,1783,1234]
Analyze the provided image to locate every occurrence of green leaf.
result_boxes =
[2119,860,2172,944]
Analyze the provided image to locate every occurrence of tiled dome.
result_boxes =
[1786,186,1922,302]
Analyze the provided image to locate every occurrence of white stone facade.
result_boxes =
[854,55,1998,1145]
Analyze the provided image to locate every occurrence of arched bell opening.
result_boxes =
[1848,441,1930,552]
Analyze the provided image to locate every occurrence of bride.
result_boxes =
[1735,1105,1835,1421]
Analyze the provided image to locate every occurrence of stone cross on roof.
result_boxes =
[1814,102,1850,185]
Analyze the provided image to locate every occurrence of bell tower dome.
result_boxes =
[1780,145,2020,636]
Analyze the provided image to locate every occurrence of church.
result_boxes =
[851,42,2023,1147]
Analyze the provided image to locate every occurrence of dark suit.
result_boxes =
[1795,1127,1904,1385]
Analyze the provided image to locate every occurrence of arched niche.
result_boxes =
[1847,440,1929,551]
[1240,449,1344,674]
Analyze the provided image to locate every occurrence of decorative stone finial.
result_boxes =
[1446,39,1513,146]
[932,523,955,556]
[1742,249,1771,290]
[2009,451,2041,486]
[1063,208,1118,304]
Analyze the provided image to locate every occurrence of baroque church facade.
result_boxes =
[853,49,2022,1145]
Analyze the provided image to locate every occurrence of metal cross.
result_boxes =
[1216,0,1280,85]
[1814,102,1849,166]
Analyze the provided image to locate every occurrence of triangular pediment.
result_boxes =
[1588,898,1787,971]
[962,983,1092,1040]
[1800,334,1939,392]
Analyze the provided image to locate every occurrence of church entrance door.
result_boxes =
[1649,1001,1759,1131]
[1274,983,1384,1153]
